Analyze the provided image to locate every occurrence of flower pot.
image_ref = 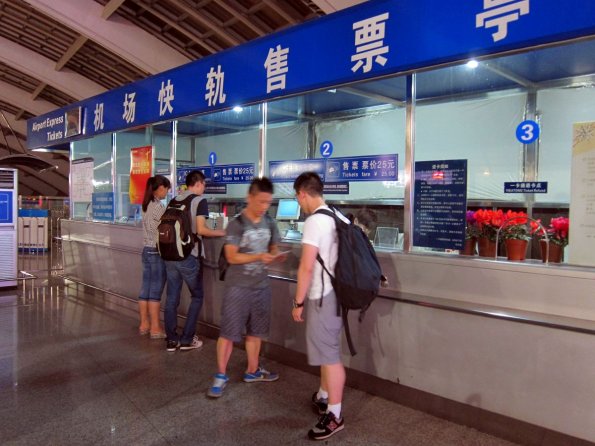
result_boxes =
[477,237,497,257]
[460,238,476,256]
[505,239,528,261]
[539,240,564,263]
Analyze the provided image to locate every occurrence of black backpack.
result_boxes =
[218,213,275,281]
[315,207,382,356]
[157,194,198,261]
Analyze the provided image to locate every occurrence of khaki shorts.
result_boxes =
[306,291,343,366]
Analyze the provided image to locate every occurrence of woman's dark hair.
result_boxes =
[293,171,323,197]
[248,176,274,195]
[355,208,378,232]
[142,175,171,212]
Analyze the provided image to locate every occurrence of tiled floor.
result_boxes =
[0,258,519,445]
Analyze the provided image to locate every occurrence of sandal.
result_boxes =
[150,332,167,339]
[139,328,150,336]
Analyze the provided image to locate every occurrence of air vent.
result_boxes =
[0,169,16,189]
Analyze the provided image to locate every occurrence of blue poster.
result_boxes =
[28,0,595,149]
[0,191,13,224]
[92,192,115,222]
[413,160,467,250]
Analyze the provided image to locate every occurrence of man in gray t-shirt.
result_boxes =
[207,177,286,399]
[223,215,280,288]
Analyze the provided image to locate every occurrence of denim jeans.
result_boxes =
[139,246,166,301]
[164,255,204,344]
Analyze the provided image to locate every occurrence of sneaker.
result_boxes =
[206,373,229,398]
[308,412,344,441]
[166,340,180,352]
[311,392,328,415]
[180,335,203,351]
[243,366,279,383]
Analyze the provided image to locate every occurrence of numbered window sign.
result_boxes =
[209,151,217,165]
[516,120,540,144]
[320,140,334,158]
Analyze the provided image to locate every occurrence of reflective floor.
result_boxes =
[0,254,518,445]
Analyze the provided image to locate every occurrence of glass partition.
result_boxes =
[70,133,113,220]
[266,76,407,245]
[176,105,263,200]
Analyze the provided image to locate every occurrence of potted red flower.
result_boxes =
[473,209,503,257]
[538,216,569,263]
[499,210,540,261]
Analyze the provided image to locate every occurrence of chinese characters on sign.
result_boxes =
[94,103,105,132]
[476,0,530,42]
[264,45,290,93]
[177,163,254,192]
[205,65,226,107]
[122,92,136,124]
[269,155,397,183]
[269,159,327,182]
[504,182,547,193]
[351,12,390,73]
[129,146,153,205]
[158,79,175,116]
[413,160,468,250]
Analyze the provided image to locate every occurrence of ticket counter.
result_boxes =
[33,0,595,442]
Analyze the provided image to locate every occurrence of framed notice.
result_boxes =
[129,146,153,205]
[569,121,595,266]
[71,157,94,202]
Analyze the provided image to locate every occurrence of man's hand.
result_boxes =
[292,306,304,322]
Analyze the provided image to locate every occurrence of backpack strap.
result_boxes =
[181,194,198,242]
[313,208,341,313]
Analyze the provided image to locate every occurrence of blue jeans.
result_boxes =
[164,255,204,344]
[139,247,166,301]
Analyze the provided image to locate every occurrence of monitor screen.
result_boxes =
[276,199,301,221]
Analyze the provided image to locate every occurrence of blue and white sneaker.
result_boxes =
[207,373,229,398]
[243,366,279,383]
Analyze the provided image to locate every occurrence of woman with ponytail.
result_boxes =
[138,175,171,338]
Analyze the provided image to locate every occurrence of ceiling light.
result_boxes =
[466,60,479,69]
[232,106,243,112]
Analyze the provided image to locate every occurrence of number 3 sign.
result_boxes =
[516,120,540,144]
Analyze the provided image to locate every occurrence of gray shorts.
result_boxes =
[220,286,272,343]
[306,291,343,366]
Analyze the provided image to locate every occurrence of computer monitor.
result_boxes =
[276,198,301,221]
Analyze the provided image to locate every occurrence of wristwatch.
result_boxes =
[292,299,304,309]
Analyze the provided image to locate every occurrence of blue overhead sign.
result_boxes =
[504,182,548,193]
[177,164,254,186]
[28,0,595,149]
[269,155,397,183]
[269,159,327,182]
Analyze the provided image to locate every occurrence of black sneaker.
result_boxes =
[308,412,344,441]
[311,392,328,415]
[166,340,180,352]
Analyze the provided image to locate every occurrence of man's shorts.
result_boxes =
[220,286,272,343]
[306,291,343,366]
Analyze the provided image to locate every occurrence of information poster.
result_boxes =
[569,121,595,266]
[92,192,114,222]
[413,159,467,250]
[71,158,94,202]
[129,146,153,205]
